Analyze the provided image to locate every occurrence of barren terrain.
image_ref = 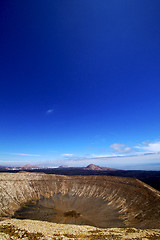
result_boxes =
[0,172,160,239]
[1,219,160,239]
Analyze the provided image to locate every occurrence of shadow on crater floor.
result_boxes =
[13,193,125,228]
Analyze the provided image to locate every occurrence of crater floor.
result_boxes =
[13,193,124,228]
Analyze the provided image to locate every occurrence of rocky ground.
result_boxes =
[0,218,160,240]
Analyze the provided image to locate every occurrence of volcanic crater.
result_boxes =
[0,172,160,229]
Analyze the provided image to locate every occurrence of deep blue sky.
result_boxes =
[1,0,160,169]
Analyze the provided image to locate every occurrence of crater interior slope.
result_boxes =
[0,172,160,228]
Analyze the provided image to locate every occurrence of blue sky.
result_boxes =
[0,0,160,169]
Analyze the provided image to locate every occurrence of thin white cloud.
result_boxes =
[135,141,160,153]
[62,153,73,157]
[110,143,135,154]
[46,109,54,114]
[10,153,40,157]
[0,160,28,163]
[88,154,116,158]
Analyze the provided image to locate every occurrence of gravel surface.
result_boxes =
[0,218,160,239]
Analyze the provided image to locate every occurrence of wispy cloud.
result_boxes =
[10,153,40,157]
[46,109,54,114]
[110,143,135,154]
[86,154,115,158]
[135,141,160,153]
[61,153,73,157]
[0,160,29,163]
[110,140,160,156]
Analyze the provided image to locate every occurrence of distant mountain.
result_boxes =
[57,164,118,171]
[84,164,118,171]
[20,164,38,170]
[58,165,68,168]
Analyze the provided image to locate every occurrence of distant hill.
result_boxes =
[84,164,118,171]
[20,164,38,170]
[57,164,118,171]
